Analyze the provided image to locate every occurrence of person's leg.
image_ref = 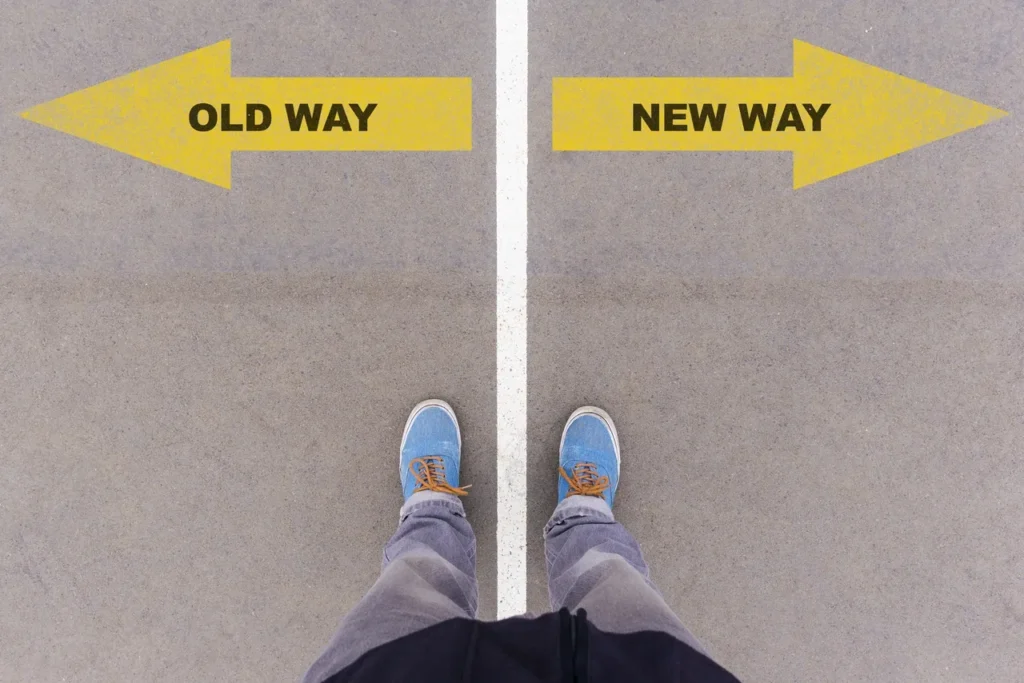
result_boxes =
[543,406,707,655]
[302,400,475,683]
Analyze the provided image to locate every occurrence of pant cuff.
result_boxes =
[399,491,465,520]
[544,494,614,535]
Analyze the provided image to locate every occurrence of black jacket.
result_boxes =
[324,608,742,683]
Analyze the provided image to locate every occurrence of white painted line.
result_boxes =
[495,0,529,618]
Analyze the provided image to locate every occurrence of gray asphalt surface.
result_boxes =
[528,2,1023,682]
[1,2,495,681]
[2,1,1023,682]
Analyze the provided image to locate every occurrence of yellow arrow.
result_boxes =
[20,40,472,188]
[553,40,1007,188]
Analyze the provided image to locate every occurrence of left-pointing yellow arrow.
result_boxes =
[20,40,473,189]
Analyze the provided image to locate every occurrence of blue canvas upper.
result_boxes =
[558,411,620,507]
[400,402,464,500]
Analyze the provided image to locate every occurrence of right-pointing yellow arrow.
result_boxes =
[552,40,1008,188]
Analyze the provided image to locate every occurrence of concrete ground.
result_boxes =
[1,1,1022,683]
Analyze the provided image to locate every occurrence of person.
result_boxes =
[301,399,742,683]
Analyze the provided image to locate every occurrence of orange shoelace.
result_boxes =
[559,462,610,498]
[408,456,471,496]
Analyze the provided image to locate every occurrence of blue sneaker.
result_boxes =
[400,399,470,501]
[558,406,621,507]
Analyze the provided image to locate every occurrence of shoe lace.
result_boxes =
[559,462,610,498]
[409,456,471,496]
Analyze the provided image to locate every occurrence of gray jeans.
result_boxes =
[301,492,705,683]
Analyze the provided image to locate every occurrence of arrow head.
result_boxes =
[21,41,234,188]
[791,40,1008,189]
